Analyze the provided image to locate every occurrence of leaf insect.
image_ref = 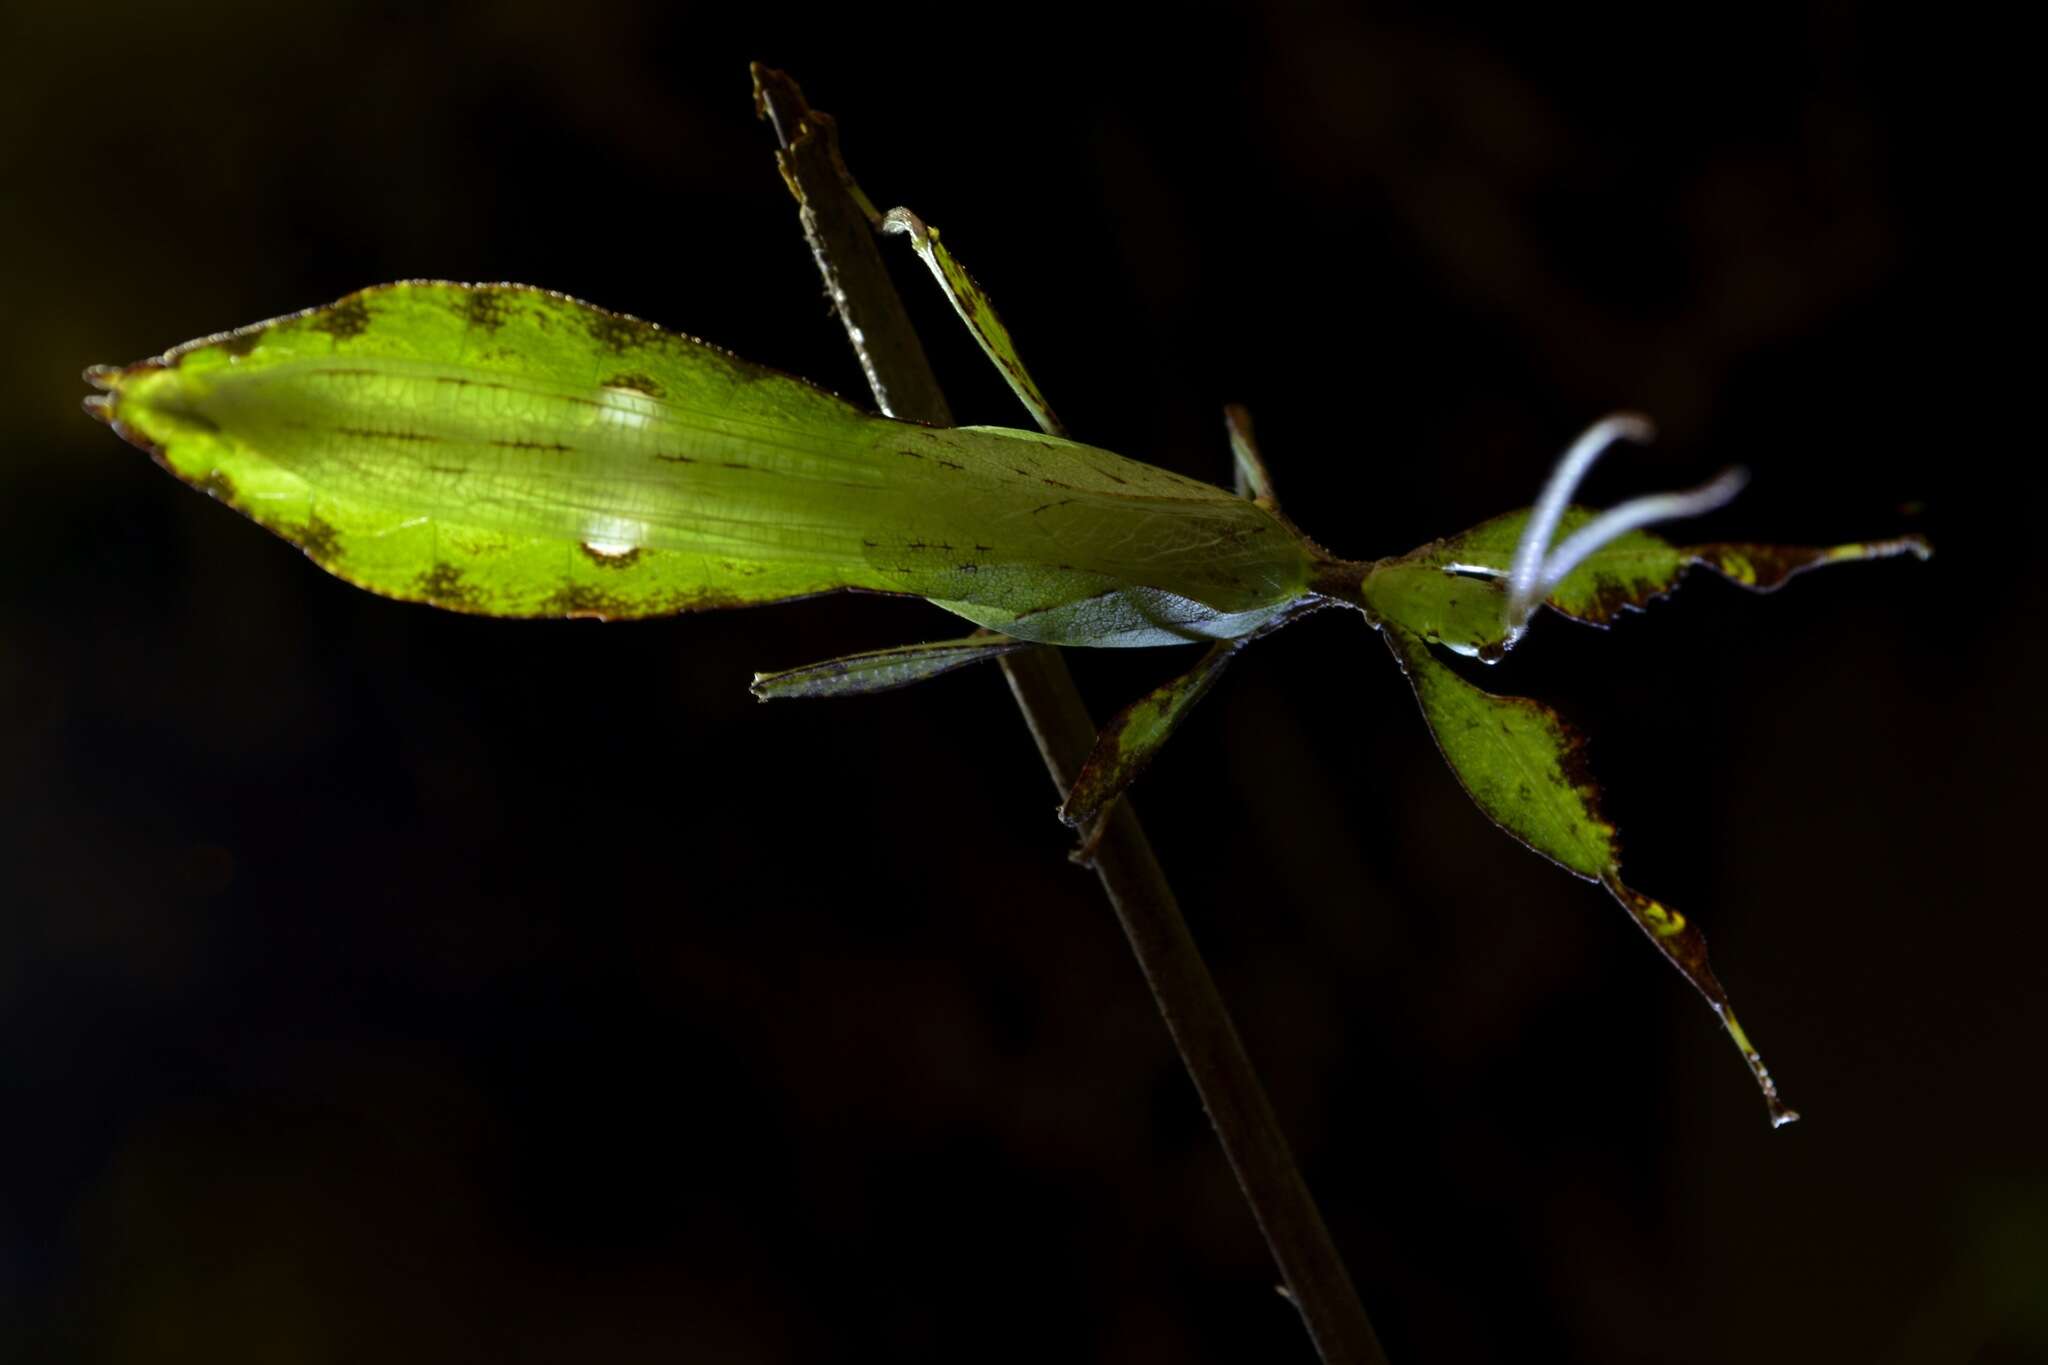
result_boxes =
[83,201,1926,1128]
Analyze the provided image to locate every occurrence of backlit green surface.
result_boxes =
[88,282,1311,641]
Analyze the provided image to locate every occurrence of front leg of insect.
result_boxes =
[1351,416,1929,1124]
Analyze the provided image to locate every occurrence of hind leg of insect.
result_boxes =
[884,207,1290,515]
[1059,637,1242,839]
[878,211,1334,828]
[767,207,1278,827]
[751,633,1042,701]
[742,205,1073,699]
[746,208,1076,697]
[1225,404,1279,507]
[880,206,1066,437]
[1052,398,1324,831]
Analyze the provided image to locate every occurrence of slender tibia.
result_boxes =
[880,207,1065,437]
[752,634,1038,701]
[1225,404,1279,505]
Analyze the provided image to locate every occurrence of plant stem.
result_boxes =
[752,65,1388,1365]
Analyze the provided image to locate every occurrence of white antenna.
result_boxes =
[1502,414,1745,630]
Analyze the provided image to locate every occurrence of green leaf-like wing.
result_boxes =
[1381,623,1798,1126]
[1420,506,1930,626]
[87,282,917,618]
[85,282,1313,634]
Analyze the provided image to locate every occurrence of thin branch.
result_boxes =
[751,64,1388,1365]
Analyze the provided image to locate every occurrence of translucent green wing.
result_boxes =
[87,282,917,617]
[87,282,1310,633]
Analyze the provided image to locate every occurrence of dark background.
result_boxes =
[2,2,2035,1361]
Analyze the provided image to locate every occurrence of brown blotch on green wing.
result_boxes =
[414,562,482,610]
[310,297,373,341]
[602,372,665,398]
[586,313,650,355]
[537,580,754,620]
[298,514,343,564]
[459,288,519,333]
[1548,708,1607,819]
[541,583,629,618]
[1580,574,1672,625]
[661,587,753,613]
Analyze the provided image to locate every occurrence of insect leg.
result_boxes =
[1060,640,1241,835]
[752,633,1041,701]
[1224,403,1279,507]
[880,207,1065,437]
[1380,620,1797,1127]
